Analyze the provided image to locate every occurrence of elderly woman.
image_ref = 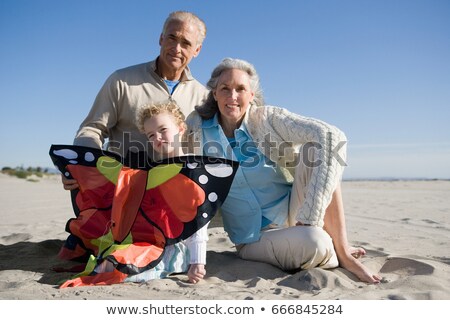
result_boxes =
[185,58,381,283]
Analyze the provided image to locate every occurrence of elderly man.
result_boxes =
[63,11,208,190]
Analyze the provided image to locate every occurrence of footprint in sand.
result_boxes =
[421,219,439,224]
[277,268,355,292]
[1,233,32,244]
[380,257,434,283]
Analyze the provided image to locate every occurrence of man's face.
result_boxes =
[159,20,202,76]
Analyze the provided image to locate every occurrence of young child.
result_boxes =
[136,100,208,284]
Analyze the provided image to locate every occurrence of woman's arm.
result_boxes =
[251,105,347,226]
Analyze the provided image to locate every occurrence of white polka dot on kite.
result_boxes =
[187,162,198,169]
[208,192,218,202]
[205,164,233,177]
[84,152,95,162]
[199,175,208,184]
[53,149,78,160]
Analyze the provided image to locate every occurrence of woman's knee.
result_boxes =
[291,226,337,269]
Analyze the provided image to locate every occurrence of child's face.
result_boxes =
[143,112,184,158]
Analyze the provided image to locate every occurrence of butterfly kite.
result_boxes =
[49,145,238,287]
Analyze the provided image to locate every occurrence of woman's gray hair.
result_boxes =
[162,11,207,45]
[196,58,265,119]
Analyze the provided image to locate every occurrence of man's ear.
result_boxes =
[159,33,163,46]
[193,44,202,58]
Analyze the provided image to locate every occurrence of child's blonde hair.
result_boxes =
[136,100,187,134]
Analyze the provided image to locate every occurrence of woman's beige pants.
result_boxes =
[236,156,339,271]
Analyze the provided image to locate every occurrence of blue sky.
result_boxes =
[1,0,449,179]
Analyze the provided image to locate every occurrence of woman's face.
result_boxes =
[213,68,255,127]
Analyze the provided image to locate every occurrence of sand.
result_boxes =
[0,173,449,300]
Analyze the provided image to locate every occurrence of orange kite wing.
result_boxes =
[111,168,147,243]
[158,174,206,222]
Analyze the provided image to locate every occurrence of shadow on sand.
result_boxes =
[0,239,81,286]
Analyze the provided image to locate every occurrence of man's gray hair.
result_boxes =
[162,11,207,45]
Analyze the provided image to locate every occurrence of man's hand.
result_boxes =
[61,174,79,190]
[187,264,206,284]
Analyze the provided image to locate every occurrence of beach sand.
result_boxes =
[0,173,449,300]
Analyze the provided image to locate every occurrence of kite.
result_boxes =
[49,144,238,287]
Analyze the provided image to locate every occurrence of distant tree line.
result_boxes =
[1,166,50,179]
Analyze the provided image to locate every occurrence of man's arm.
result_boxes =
[74,72,120,148]
[62,73,120,190]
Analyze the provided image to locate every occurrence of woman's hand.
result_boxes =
[338,250,382,284]
[187,264,206,284]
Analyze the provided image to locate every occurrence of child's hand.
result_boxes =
[187,264,206,284]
